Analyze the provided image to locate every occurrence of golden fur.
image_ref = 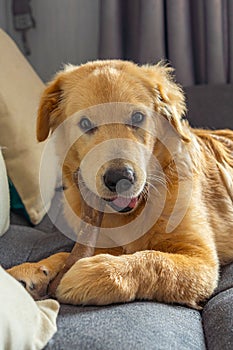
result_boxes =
[7,60,233,309]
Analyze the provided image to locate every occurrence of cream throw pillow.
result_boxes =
[0,149,10,236]
[0,267,59,350]
[0,29,57,224]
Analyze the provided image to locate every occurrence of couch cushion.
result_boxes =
[45,302,205,350]
[202,288,233,350]
[0,225,74,269]
[202,262,233,349]
[214,263,233,296]
[184,84,233,129]
[0,225,206,350]
[0,29,57,225]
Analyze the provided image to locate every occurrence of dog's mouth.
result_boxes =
[73,168,145,213]
[105,195,139,213]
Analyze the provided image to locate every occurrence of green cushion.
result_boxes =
[8,178,30,223]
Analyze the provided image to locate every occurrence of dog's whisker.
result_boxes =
[146,179,171,196]
[147,176,169,192]
[147,175,167,186]
[146,182,161,196]
[147,170,171,183]
[141,188,149,201]
[147,171,171,184]
[147,173,171,185]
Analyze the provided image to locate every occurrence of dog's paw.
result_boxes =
[56,254,138,305]
[7,262,52,300]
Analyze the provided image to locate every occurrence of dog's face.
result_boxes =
[37,60,187,214]
[66,102,156,213]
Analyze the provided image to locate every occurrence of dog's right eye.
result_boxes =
[79,117,93,132]
[131,112,145,126]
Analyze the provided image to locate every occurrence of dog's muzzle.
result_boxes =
[103,166,139,213]
[103,166,135,193]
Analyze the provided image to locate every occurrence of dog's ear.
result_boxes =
[37,74,64,142]
[142,62,190,142]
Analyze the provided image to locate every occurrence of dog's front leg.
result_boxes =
[133,248,218,309]
[55,239,218,308]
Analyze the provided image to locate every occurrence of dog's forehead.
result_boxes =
[63,64,153,114]
[91,66,120,78]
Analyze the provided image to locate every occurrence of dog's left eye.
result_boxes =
[79,117,93,132]
[131,112,145,126]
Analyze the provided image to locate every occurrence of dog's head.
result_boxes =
[37,60,188,213]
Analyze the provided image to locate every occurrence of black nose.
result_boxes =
[103,167,135,193]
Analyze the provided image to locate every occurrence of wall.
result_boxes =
[0,0,100,81]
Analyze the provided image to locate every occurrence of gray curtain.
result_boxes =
[99,0,233,86]
[1,0,232,86]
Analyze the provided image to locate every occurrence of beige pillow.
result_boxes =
[0,29,57,225]
[0,267,59,350]
[0,148,10,236]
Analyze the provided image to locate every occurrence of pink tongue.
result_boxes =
[113,196,138,209]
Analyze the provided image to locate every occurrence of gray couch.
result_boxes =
[1,85,233,350]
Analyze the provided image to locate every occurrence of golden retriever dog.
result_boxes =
[7,60,233,309]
